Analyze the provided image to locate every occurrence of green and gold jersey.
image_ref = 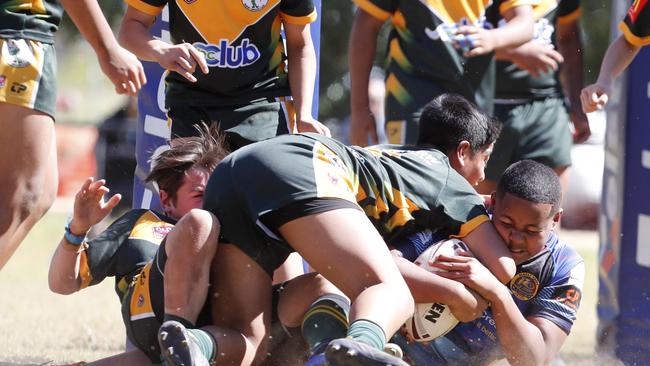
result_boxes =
[307,134,490,242]
[73,209,175,302]
[353,0,535,112]
[0,0,63,43]
[495,0,580,100]
[620,0,650,46]
[125,0,317,108]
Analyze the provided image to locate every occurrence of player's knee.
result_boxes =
[169,209,220,259]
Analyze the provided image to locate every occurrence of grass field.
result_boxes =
[0,209,600,365]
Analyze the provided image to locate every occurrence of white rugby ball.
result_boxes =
[404,238,470,342]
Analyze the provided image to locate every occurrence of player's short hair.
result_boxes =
[496,160,562,215]
[146,123,229,202]
[417,93,501,154]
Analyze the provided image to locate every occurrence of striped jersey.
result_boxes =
[125,0,317,107]
[0,0,63,43]
[75,209,175,301]
[352,0,536,112]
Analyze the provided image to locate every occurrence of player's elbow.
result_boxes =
[48,272,78,295]
[495,257,517,284]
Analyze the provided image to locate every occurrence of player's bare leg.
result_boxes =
[0,103,58,270]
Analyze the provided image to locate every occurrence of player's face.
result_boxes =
[165,167,210,219]
[463,143,493,186]
[491,192,560,265]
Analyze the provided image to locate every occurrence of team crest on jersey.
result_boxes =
[242,0,267,11]
[510,272,540,301]
[0,75,5,88]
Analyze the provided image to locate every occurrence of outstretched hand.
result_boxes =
[69,177,122,236]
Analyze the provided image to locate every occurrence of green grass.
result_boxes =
[0,212,600,365]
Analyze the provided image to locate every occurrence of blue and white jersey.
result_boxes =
[396,230,585,362]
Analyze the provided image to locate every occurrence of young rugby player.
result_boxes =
[48,126,228,365]
[119,0,329,146]
[393,160,584,366]
[156,94,515,366]
[0,0,145,271]
[347,0,535,146]
[479,0,590,197]
[581,0,650,113]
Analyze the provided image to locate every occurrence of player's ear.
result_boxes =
[552,208,563,226]
[456,140,472,166]
[159,189,173,213]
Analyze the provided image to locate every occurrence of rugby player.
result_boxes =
[157,94,516,366]
[48,125,228,365]
[119,0,329,146]
[479,0,590,197]
[0,0,145,271]
[348,0,535,146]
[393,160,584,366]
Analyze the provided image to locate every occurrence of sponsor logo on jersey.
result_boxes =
[242,0,268,11]
[10,82,27,94]
[0,75,5,88]
[152,225,173,239]
[553,285,582,311]
[629,0,648,23]
[532,18,554,45]
[510,272,540,301]
[194,39,261,69]
[424,16,493,44]
[137,294,145,307]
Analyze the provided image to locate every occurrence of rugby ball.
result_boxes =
[404,238,470,342]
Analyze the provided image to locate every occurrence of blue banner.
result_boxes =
[133,2,322,210]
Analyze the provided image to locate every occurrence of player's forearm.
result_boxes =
[48,239,83,294]
[287,26,317,121]
[349,10,381,116]
[119,12,165,63]
[462,222,516,284]
[394,256,463,303]
[491,6,534,50]
[489,287,547,366]
[60,0,119,58]
[596,35,640,86]
[558,22,584,109]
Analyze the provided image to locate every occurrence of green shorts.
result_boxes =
[203,134,360,275]
[168,97,294,150]
[485,97,572,181]
[0,38,57,117]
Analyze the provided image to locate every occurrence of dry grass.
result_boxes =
[0,212,600,365]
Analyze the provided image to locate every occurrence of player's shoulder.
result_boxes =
[545,231,585,277]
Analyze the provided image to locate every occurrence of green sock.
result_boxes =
[301,294,350,352]
[347,319,386,350]
[187,328,218,362]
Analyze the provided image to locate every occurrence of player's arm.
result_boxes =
[391,252,488,322]
[557,17,590,143]
[349,8,384,146]
[461,220,516,283]
[59,0,146,95]
[48,178,121,294]
[580,35,640,113]
[118,5,208,82]
[458,4,534,57]
[284,22,330,137]
[494,42,564,78]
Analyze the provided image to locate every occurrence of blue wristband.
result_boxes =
[64,219,86,246]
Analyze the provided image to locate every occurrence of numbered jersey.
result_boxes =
[125,0,317,107]
[620,0,650,46]
[77,209,175,301]
[0,0,63,43]
[495,0,580,100]
[352,0,536,111]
